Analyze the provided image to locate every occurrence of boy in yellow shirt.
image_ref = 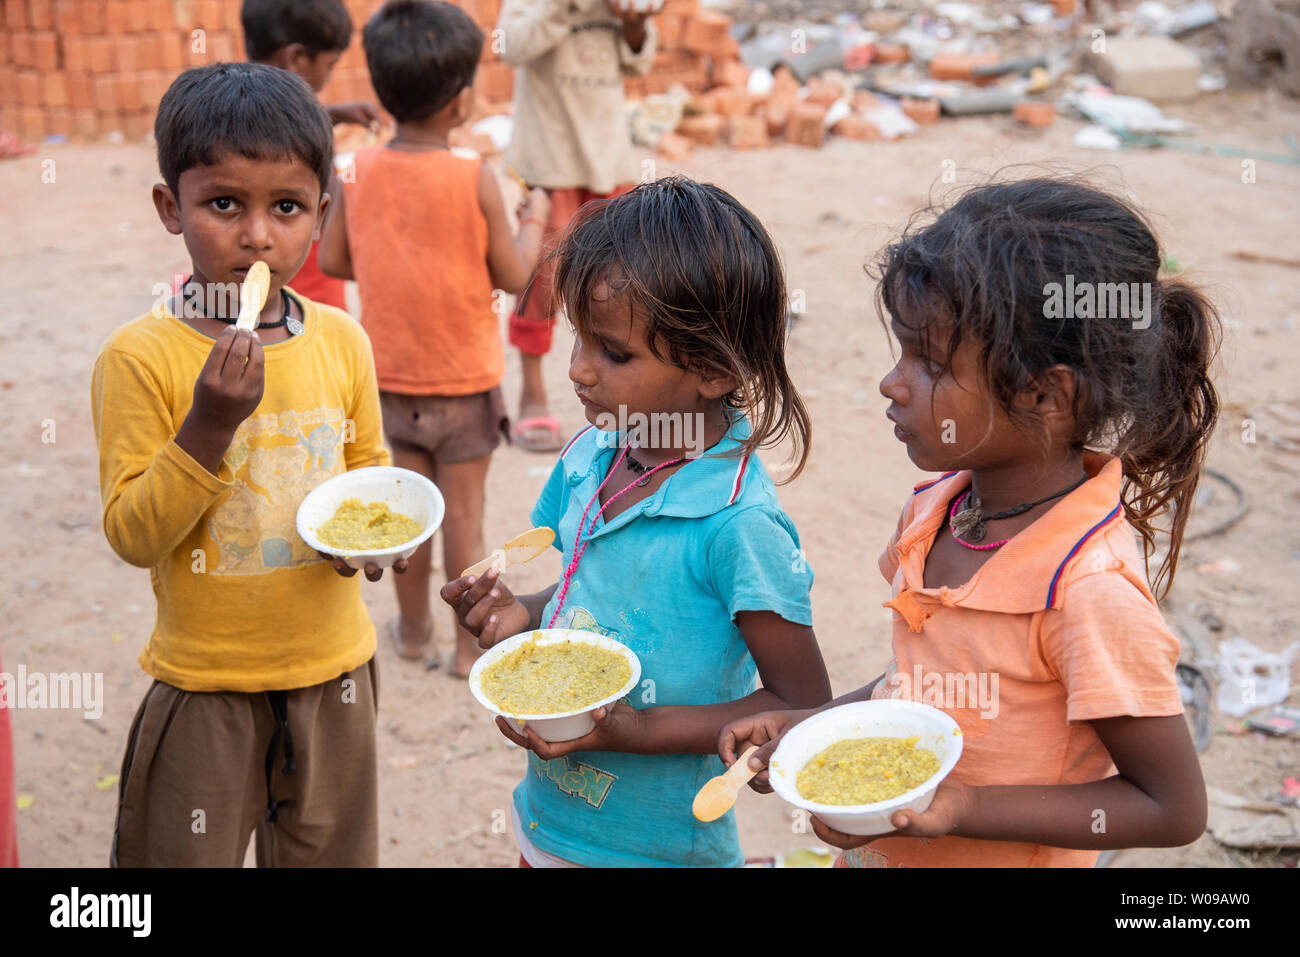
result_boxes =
[92,63,400,867]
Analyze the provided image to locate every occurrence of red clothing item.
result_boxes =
[508,184,635,356]
[0,654,17,867]
[289,238,347,311]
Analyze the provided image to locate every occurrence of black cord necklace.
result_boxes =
[951,475,1089,544]
[181,277,304,335]
[623,442,686,487]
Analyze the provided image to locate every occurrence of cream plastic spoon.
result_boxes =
[461,526,555,578]
[234,260,271,331]
[692,745,760,822]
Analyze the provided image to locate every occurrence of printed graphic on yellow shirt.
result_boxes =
[207,406,347,575]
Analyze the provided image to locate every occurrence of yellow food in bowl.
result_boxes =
[480,637,631,715]
[315,498,422,551]
[796,736,940,806]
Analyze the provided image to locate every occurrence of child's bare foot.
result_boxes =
[388,616,433,661]
[452,635,484,679]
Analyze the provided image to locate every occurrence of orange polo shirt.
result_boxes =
[842,452,1184,868]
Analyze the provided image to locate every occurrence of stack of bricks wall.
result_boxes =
[0,0,502,143]
[0,0,719,144]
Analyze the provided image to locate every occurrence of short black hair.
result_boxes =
[363,0,484,123]
[155,63,334,200]
[241,0,353,61]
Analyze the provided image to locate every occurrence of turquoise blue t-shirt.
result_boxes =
[514,414,815,867]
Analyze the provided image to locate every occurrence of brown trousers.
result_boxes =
[111,659,379,867]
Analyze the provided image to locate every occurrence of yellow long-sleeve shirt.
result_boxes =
[91,296,392,692]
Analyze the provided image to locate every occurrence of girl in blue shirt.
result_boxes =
[442,176,832,866]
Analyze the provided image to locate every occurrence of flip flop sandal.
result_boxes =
[511,415,565,453]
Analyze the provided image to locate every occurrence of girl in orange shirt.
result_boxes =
[720,177,1218,866]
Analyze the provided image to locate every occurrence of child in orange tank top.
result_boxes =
[320,0,551,676]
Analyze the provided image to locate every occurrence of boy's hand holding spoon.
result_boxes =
[175,263,270,475]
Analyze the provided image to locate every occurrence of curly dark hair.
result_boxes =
[871,173,1221,598]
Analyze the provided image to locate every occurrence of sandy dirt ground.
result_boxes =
[3,86,1298,867]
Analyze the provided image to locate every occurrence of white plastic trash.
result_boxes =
[747,67,775,96]
[1074,124,1122,150]
[823,98,853,129]
[472,114,513,152]
[1209,638,1300,717]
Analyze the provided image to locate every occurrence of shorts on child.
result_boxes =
[111,658,379,867]
[379,387,510,464]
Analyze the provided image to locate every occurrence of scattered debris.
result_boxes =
[1196,556,1242,575]
[1204,637,1300,717]
[1206,785,1300,850]
[1177,662,1214,753]
[1232,249,1300,270]
[1243,704,1300,736]
[623,0,1286,156]
[1086,35,1203,101]
[1061,89,1194,135]
[1227,0,1300,98]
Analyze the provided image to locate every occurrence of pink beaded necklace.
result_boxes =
[547,441,686,628]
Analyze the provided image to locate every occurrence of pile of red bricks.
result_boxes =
[654,20,1061,154]
[0,0,1062,148]
[321,0,510,112]
[623,0,722,98]
[0,0,252,144]
[0,0,728,145]
[0,0,505,145]
[661,63,859,156]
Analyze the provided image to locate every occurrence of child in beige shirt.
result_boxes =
[498,0,658,451]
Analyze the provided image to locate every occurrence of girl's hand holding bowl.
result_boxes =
[467,629,643,744]
[809,776,978,849]
[494,699,645,759]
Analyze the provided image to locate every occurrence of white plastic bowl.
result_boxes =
[768,700,964,836]
[468,629,642,743]
[296,466,444,570]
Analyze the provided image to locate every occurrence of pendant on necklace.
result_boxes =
[286,316,305,336]
[951,494,986,543]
